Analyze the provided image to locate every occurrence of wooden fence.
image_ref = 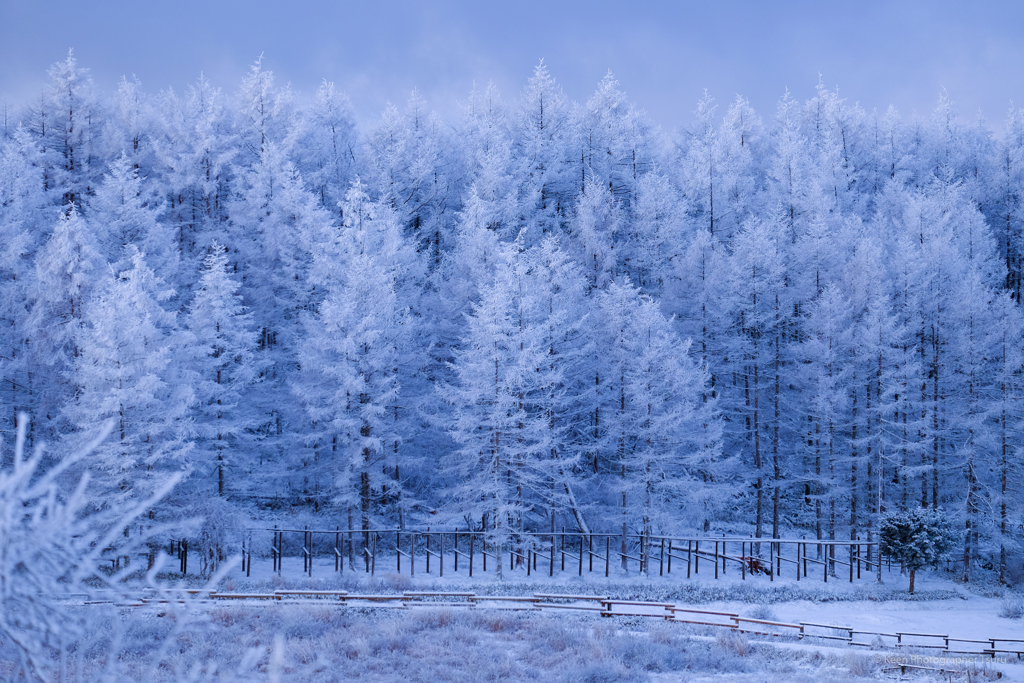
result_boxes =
[227,527,881,584]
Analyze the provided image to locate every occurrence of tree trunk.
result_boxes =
[361,469,370,570]
[563,482,590,534]
[753,361,763,548]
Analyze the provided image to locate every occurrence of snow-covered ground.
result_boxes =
[221,552,1021,641]
[12,552,1017,682]
[149,554,1021,682]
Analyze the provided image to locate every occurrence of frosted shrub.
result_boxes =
[569,663,638,683]
[470,611,520,633]
[380,571,414,592]
[0,416,179,679]
[412,607,456,630]
[999,596,1024,619]
[0,414,245,682]
[843,652,877,677]
[611,635,690,674]
[716,630,751,657]
[748,604,778,621]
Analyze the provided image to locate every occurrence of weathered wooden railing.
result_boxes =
[241,526,879,584]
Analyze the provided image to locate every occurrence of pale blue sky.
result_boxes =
[2,0,1022,129]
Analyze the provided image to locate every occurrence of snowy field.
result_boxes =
[22,560,1015,683]
[224,551,1024,642]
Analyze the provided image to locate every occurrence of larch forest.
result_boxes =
[2,51,1023,585]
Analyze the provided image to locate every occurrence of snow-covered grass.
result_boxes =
[4,602,967,682]
[89,561,1017,682]
[7,565,1022,681]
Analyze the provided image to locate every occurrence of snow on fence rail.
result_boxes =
[225,526,880,585]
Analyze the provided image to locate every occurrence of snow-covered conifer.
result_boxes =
[68,249,191,506]
[187,241,257,498]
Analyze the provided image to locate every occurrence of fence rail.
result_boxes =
[219,526,882,584]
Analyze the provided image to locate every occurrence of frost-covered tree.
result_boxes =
[992,105,1024,301]
[292,79,357,212]
[367,91,456,259]
[796,285,853,558]
[40,50,101,208]
[0,128,46,443]
[229,141,332,483]
[879,506,955,593]
[678,91,723,239]
[155,72,236,269]
[439,242,564,574]
[235,55,293,159]
[513,60,572,238]
[717,212,790,541]
[24,205,103,440]
[91,151,176,278]
[625,172,686,296]
[296,181,419,550]
[569,176,621,289]
[67,249,191,506]
[187,241,257,498]
[103,75,154,176]
[595,279,723,558]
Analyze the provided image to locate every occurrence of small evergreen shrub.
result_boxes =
[878,507,956,594]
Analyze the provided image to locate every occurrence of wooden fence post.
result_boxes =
[348,522,354,570]
[550,534,554,577]
[605,536,609,577]
[561,527,566,572]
